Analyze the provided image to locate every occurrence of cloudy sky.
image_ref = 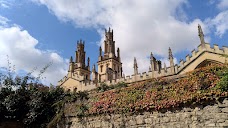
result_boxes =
[0,0,228,85]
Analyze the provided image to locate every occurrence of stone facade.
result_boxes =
[58,25,228,92]
[61,98,228,128]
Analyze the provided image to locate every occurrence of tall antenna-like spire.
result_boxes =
[133,57,138,75]
[99,46,102,56]
[150,52,156,71]
[168,47,175,74]
[168,47,173,60]
[92,64,96,72]
[198,24,205,48]
[87,57,90,67]
[70,56,73,63]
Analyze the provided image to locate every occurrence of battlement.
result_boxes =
[177,43,228,73]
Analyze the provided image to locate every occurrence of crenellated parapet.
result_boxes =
[177,43,228,74]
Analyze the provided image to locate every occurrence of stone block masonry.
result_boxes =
[60,98,228,128]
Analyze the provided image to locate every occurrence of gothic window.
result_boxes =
[100,65,103,72]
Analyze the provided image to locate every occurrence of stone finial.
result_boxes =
[164,62,167,71]
[99,46,102,56]
[87,57,90,66]
[198,24,205,47]
[70,56,73,63]
[168,47,175,74]
[168,47,173,60]
[150,52,154,65]
[134,57,138,68]
[134,57,138,75]
[92,64,96,72]
[150,52,155,71]
[117,47,120,57]
[198,24,204,37]
[68,56,74,73]
[150,52,154,60]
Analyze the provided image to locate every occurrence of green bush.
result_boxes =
[96,83,109,92]
[217,75,228,92]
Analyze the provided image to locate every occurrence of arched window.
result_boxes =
[100,65,103,72]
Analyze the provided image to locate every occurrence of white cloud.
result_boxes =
[206,10,228,37]
[33,0,211,75]
[0,16,68,85]
[0,15,9,27]
[0,0,12,8]
[217,0,228,10]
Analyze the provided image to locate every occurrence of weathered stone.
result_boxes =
[191,116,199,121]
[136,115,145,124]
[128,119,136,126]
[144,118,152,124]
[216,119,225,123]
[183,107,192,112]
[62,99,228,128]
[206,123,216,127]
[217,122,228,127]
[221,107,228,113]
[160,117,170,123]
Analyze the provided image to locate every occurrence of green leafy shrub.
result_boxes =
[96,83,110,92]
[217,75,228,92]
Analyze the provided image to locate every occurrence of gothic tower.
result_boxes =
[97,28,122,82]
[73,40,91,80]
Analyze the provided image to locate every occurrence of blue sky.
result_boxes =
[0,0,228,85]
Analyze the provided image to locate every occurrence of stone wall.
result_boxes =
[62,98,228,128]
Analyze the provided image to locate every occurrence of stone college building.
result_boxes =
[58,25,228,92]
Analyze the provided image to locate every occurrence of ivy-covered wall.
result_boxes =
[62,98,228,128]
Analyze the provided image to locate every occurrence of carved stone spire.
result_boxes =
[70,56,73,63]
[92,64,96,72]
[104,27,115,55]
[168,47,175,74]
[133,57,138,75]
[198,24,205,48]
[99,46,102,56]
[150,52,155,71]
[75,40,86,68]
[87,57,90,67]
[117,47,120,61]
[168,47,173,60]
[68,56,74,73]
